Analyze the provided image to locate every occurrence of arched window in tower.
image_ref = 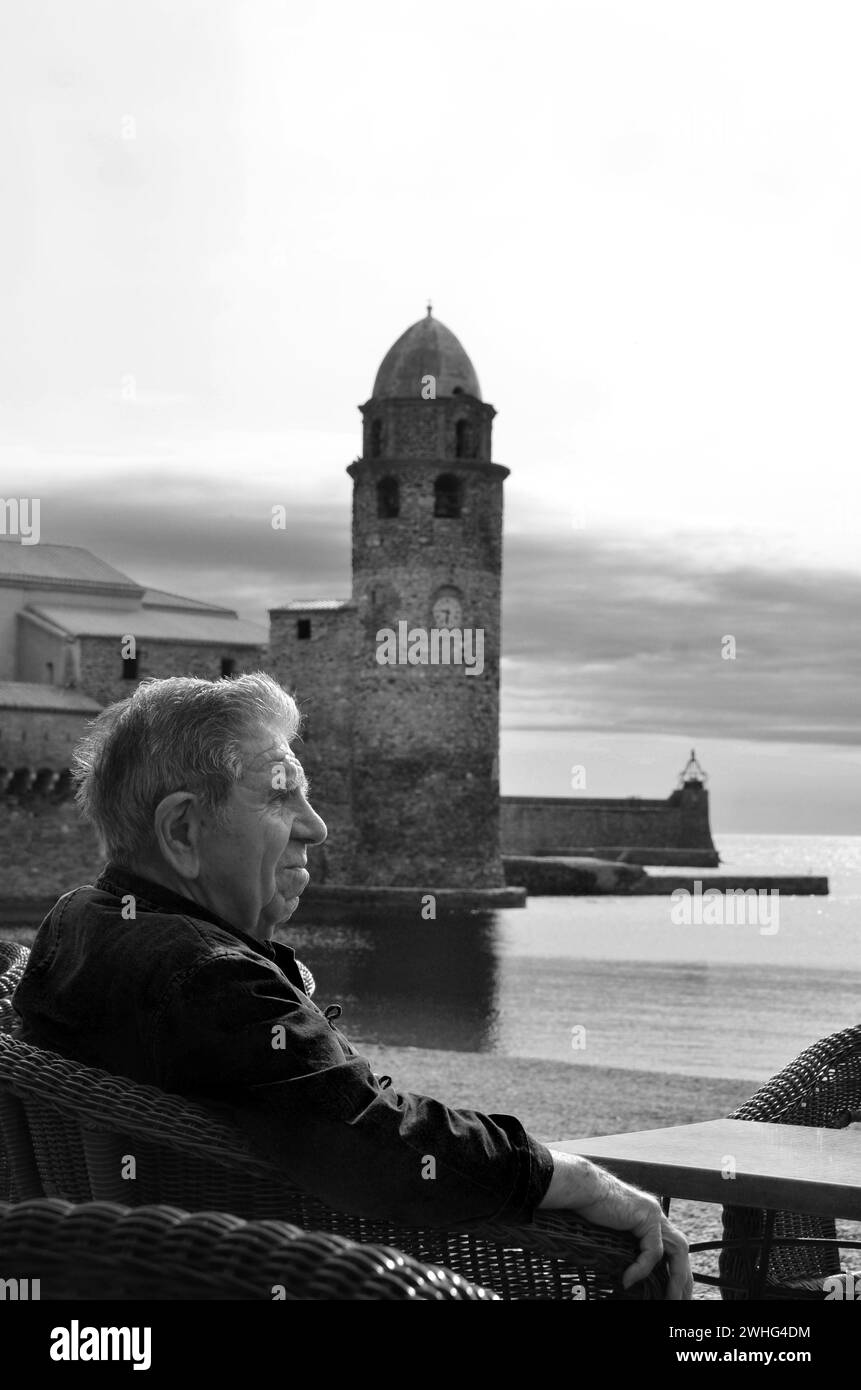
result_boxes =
[369,419,383,459]
[377,476,400,518]
[455,419,476,459]
[434,473,462,519]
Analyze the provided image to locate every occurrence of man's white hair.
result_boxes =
[73,673,301,862]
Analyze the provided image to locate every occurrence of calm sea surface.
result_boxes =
[279,835,861,1081]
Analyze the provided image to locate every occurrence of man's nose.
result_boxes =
[293,797,327,845]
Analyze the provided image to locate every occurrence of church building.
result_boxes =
[0,540,267,778]
[270,308,510,890]
[1,309,717,886]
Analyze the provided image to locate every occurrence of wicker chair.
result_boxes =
[0,941,28,1203]
[0,941,27,1035]
[0,1197,497,1299]
[0,1029,666,1300]
[719,1023,861,1299]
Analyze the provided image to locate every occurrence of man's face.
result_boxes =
[194,724,327,939]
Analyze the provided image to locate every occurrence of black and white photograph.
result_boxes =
[0,0,859,1362]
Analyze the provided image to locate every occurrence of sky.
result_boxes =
[1,0,859,832]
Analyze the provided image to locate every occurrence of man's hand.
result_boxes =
[539,1149,693,1300]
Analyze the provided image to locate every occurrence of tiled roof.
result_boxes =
[269,599,354,613]
[0,540,141,593]
[0,681,102,712]
[23,606,267,648]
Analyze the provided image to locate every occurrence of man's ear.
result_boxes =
[153,791,201,878]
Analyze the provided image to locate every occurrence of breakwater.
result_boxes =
[503,856,829,896]
[500,774,719,867]
[635,873,828,896]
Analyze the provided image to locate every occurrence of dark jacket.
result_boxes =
[13,865,554,1227]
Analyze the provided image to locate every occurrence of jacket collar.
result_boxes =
[96,863,295,966]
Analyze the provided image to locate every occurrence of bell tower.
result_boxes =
[346,307,509,888]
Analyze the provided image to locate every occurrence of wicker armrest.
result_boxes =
[453,1206,667,1299]
[0,1198,498,1300]
[0,941,29,1008]
[0,953,31,1202]
[0,1034,270,1171]
[0,1034,666,1298]
[720,1023,861,1299]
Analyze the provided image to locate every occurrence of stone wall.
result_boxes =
[502,855,646,894]
[499,785,718,865]
[77,637,268,706]
[268,429,512,890]
[346,450,508,891]
[268,605,357,885]
[0,708,97,772]
[349,459,506,587]
[360,396,495,462]
[0,794,103,901]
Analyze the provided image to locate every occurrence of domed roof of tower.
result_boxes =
[372,306,482,400]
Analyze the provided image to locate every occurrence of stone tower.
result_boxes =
[270,307,510,891]
[348,308,508,888]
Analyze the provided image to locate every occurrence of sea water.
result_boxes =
[280,834,861,1081]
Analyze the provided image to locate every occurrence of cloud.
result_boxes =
[500,532,861,745]
[38,479,351,617]
[12,436,859,746]
[16,441,857,744]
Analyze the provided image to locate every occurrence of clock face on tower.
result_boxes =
[432,588,463,628]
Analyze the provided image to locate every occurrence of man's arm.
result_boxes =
[155,949,692,1296]
[152,950,552,1228]
[540,1148,693,1299]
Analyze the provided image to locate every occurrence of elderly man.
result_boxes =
[14,673,692,1299]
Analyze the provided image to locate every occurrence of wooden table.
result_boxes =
[556,1118,861,1295]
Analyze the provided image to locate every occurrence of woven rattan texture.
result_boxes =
[0,941,28,1202]
[0,939,665,1299]
[720,1023,861,1299]
[0,941,27,1033]
[0,1028,666,1299]
[0,1197,498,1299]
